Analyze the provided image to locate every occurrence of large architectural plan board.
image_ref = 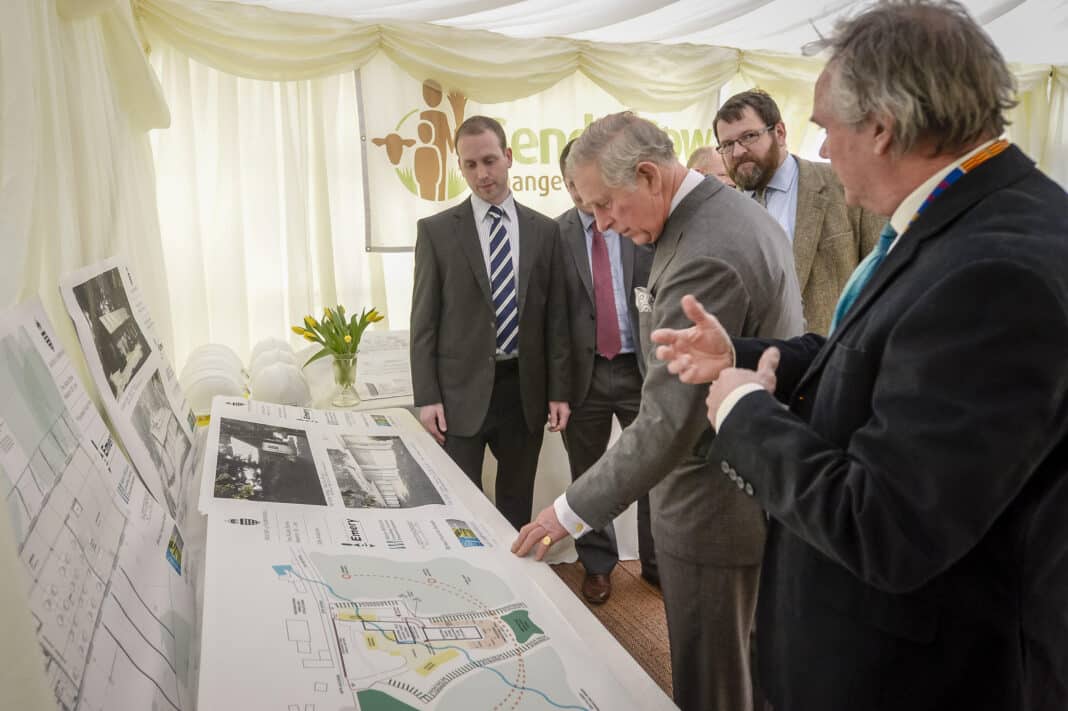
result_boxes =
[195,398,660,710]
[60,259,198,526]
[0,300,196,710]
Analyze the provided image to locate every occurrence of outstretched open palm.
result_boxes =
[650,295,734,384]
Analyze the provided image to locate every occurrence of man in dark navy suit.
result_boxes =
[652,2,1068,710]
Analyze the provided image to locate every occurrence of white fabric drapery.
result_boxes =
[2,0,1065,374]
[149,47,397,369]
[0,0,172,373]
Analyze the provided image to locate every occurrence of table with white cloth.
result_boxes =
[181,330,672,710]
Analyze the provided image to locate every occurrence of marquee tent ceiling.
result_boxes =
[226,0,1068,65]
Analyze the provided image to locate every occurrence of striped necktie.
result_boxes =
[828,222,897,334]
[487,205,518,354]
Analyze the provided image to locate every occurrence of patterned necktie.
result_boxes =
[828,222,897,334]
[590,226,621,359]
[753,187,768,208]
[487,205,518,354]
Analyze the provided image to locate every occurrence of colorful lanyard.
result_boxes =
[908,139,1010,227]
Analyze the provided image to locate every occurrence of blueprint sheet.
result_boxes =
[0,300,196,710]
[195,399,640,710]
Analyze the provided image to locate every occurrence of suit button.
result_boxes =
[744,483,754,496]
[728,467,738,482]
[720,461,730,474]
[736,477,745,490]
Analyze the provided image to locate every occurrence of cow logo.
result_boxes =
[372,79,470,202]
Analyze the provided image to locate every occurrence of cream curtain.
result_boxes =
[0,0,172,368]
[137,0,739,111]
[149,46,397,369]
[3,0,1054,371]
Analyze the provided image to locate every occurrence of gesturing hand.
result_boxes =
[650,295,734,384]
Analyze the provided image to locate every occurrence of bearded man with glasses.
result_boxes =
[715,89,884,335]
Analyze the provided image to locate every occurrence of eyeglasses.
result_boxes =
[716,126,774,155]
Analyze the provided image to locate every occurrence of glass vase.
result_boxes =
[331,353,361,408]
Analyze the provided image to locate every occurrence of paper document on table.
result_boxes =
[356,348,413,400]
[197,514,638,711]
[0,300,196,710]
[59,258,198,527]
[358,329,410,352]
[198,399,466,527]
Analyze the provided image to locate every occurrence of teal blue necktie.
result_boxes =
[829,222,897,334]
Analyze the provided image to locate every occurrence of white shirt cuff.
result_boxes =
[554,493,592,538]
[715,383,765,432]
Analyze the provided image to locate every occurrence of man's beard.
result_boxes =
[730,141,783,192]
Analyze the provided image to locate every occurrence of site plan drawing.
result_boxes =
[199,529,632,711]
[0,300,195,710]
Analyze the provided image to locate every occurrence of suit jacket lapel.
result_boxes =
[455,198,492,307]
[792,157,827,294]
[794,145,1036,392]
[566,209,594,303]
[516,202,536,317]
[649,178,717,290]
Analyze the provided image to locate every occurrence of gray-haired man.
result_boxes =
[513,112,804,711]
[651,2,1068,709]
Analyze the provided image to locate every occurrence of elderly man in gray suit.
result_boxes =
[411,115,571,530]
[715,89,884,335]
[513,112,804,711]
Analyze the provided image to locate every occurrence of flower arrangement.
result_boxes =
[291,305,384,367]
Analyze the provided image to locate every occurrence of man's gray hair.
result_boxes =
[567,112,676,188]
[809,0,1017,155]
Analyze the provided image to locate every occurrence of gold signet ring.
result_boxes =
[541,535,553,546]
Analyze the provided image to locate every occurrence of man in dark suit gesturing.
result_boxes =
[556,139,656,604]
[411,116,571,530]
[653,2,1068,710]
[515,112,803,711]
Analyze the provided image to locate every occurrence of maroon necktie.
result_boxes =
[591,227,621,359]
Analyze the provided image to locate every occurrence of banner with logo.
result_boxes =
[361,53,725,250]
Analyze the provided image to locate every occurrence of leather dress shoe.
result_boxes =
[582,573,612,605]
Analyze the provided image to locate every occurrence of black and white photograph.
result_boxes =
[214,418,325,506]
[130,369,191,518]
[327,434,443,509]
[71,267,152,399]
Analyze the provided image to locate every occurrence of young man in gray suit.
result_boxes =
[411,116,571,530]
[514,112,804,711]
[556,139,656,604]
[715,89,885,335]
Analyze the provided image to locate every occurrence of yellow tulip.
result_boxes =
[304,315,319,330]
[344,335,352,343]
[302,333,317,342]
[290,325,305,335]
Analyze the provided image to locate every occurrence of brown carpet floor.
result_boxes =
[551,559,673,697]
